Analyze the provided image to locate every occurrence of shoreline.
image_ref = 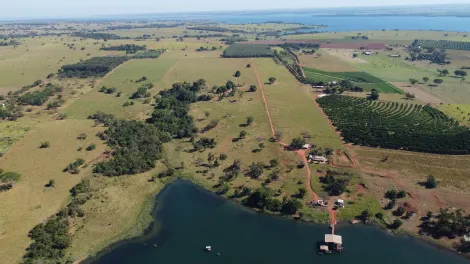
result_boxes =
[72,179,469,263]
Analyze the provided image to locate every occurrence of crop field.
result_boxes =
[317,95,470,154]
[303,67,403,93]
[415,40,470,51]
[0,119,106,264]
[223,44,274,58]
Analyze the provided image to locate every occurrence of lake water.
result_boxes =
[145,13,470,32]
[85,180,469,264]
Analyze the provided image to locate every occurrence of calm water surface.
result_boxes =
[147,14,470,32]
[86,180,469,264]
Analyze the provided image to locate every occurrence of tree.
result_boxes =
[359,210,371,223]
[239,130,247,139]
[409,78,419,85]
[219,153,228,160]
[258,143,265,150]
[441,69,449,76]
[234,71,241,78]
[268,77,277,84]
[424,175,438,189]
[247,162,264,178]
[433,78,444,86]
[394,206,406,216]
[249,85,257,92]
[86,143,96,151]
[368,89,379,100]
[246,64,251,68]
[269,159,279,168]
[226,80,235,90]
[455,70,468,77]
[246,116,254,126]
[290,137,307,150]
[352,53,358,58]
[281,199,303,215]
[40,141,50,148]
[46,179,55,188]
[389,219,403,229]
[296,187,307,199]
[274,131,283,142]
[423,77,429,83]
[405,92,415,99]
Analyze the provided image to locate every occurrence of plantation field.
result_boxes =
[0,119,106,264]
[223,44,274,58]
[415,40,470,51]
[317,95,470,154]
[252,58,344,149]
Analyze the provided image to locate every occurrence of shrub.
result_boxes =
[86,143,96,151]
[40,141,51,148]
[425,175,438,188]
[249,85,257,92]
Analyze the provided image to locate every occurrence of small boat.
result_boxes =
[205,246,212,252]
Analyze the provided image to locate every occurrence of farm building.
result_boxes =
[389,54,400,57]
[328,81,338,85]
[309,155,328,164]
[363,51,372,55]
[302,144,311,149]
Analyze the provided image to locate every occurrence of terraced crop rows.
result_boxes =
[317,95,470,154]
[414,40,470,51]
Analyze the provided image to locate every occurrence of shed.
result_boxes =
[325,234,342,245]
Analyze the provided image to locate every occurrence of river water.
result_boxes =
[85,180,469,264]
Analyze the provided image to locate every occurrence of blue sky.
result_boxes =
[3,0,470,19]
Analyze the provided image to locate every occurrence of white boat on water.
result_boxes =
[205,246,212,252]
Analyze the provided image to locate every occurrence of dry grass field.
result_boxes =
[0,119,106,264]
[298,50,360,72]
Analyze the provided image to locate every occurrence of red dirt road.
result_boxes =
[251,59,319,202]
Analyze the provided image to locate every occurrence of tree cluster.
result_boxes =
[320,170,352,196]
[58,56,129,78]
[243,187,303,215]
[147,80,206,138]
[92,120,171,176]
[17,84,63,106]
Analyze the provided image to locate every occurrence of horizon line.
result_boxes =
[2,3,470,22]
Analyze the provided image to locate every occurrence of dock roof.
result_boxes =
[325,234,342,244]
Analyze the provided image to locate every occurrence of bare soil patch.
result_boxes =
[323,49,368,63]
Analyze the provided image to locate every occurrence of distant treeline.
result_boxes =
[72,32,128,40]
[107,23,184,30]
[0,40,20,46]
[187,26,247,33]
[133,50,163,59]
[58,56,130,78]
[100,44,146,54]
